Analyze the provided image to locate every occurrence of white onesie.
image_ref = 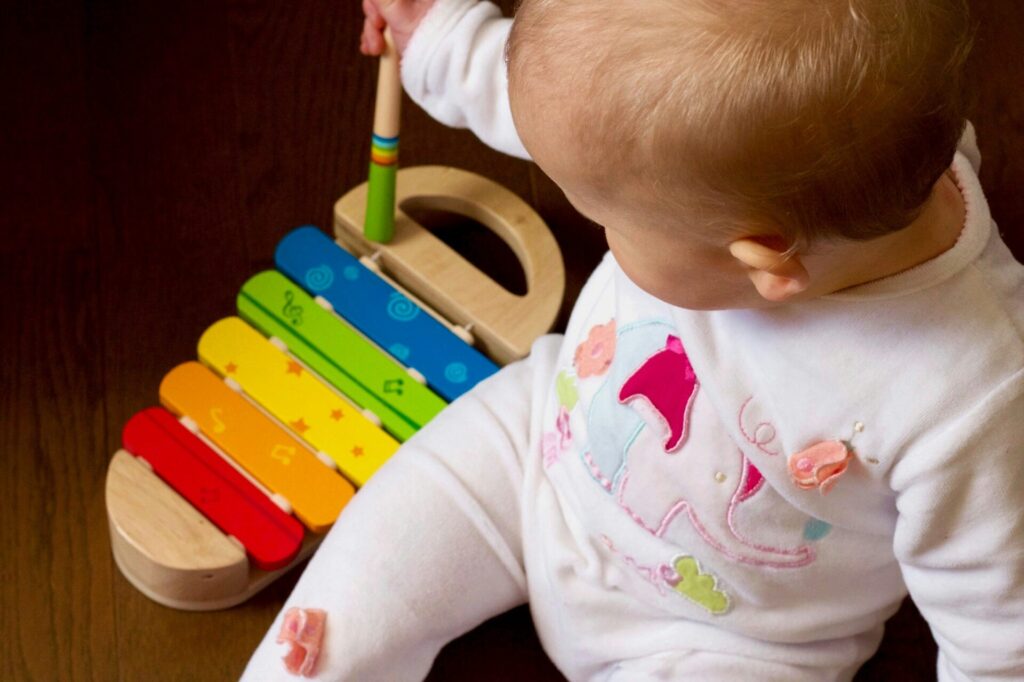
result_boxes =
[242,1,1024,679]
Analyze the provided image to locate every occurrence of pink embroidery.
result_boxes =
[542,407,574,468]
[556,406,572,449]
[542,433,560,468]
[724,456,813,566]
[600,535,672,596]
[658,563,679,584]
[582,450,613,491]
[737,397,780,456]
[601,537,732,614]
[574,320,617,378]
[618,335,698,453]
[616,460,815,569]
[788,440,853,494]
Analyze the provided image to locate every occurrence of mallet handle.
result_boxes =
[364,28,402,243]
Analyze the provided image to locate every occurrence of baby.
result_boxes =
[244,0,1024,679]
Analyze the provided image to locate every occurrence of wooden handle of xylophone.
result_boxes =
[337,166,565,365]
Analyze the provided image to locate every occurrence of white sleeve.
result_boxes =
[891,370,1024,681]
[957,120,981,174]
[400,0,530,160]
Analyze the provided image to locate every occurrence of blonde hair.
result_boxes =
[508,0,975,249]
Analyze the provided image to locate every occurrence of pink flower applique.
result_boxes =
[788,441,853,494]
[542,407,573,468]
[788,423,866,495]
[574,320,617,379]
[277,607,326,677]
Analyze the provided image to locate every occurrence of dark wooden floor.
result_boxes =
[1,1,1021,680]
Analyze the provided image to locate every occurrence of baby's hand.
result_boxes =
[359,0,436,56]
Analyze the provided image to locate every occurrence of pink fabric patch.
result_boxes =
[277,607,327,677]
[788,441,853,495]
[582,450,613,491]
[737,459,765,503]
[618,335,698,452]
[574,320,617,378]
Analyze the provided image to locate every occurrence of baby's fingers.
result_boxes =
[360,0,425,56]
[360,17,385,55]
[363,0,386,28]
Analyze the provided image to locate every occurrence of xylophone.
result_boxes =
[105,167,565,610]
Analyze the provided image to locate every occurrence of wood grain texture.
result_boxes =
[2,0,1020,680]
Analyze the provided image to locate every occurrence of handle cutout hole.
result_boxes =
[400,199,527,296]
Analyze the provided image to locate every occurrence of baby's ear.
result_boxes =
[729,237,810,303]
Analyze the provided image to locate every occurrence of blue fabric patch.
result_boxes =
[803,519,832,541]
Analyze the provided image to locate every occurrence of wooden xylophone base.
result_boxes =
[106,166,564,610]
[107,450,323,611]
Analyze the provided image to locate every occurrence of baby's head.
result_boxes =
[507,0,974,309]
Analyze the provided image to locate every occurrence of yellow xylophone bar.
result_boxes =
[198,316,400,487]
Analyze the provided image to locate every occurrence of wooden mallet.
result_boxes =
[364,28,402,243]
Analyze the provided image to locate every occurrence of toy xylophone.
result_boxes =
[105,167,564,610]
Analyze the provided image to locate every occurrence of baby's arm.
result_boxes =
[363,0,529,160]
[891,370,1024,680]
